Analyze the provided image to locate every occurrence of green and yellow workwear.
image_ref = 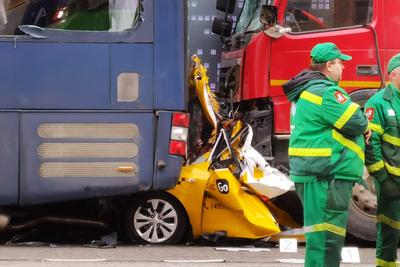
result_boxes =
[295,178,353,267]
[365,83,400,267]
[283,68,368,267]
[285,70,368,182]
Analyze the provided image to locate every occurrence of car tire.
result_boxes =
[124,192,188,244]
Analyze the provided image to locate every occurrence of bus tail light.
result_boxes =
[169,112,190,156]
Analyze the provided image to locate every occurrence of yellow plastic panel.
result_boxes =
[168,161,211,237]
[205,168,280,236]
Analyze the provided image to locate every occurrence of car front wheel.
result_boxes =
[124,192,188,244]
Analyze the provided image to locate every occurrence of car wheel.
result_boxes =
[124,192,188,244]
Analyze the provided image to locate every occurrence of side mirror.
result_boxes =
[212,17,233,37]
[260,5,278,26]
[216,0,236,14]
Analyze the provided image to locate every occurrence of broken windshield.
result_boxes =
[235,0,273,34]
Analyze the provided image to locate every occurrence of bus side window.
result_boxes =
[0,0,142,35]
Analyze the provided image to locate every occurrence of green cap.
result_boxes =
[310,42,352,63]
[388,53,400,73]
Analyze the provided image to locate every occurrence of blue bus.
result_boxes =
[0,0,188,244]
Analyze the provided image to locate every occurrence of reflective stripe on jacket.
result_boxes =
[289,78,368,182]
[365,84,400,182]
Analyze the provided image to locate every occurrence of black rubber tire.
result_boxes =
[124,192,188,244]
[349,88,378,109]
[345,91,378,242]
[347,200,377,241]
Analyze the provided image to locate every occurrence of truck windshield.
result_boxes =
[0,0,142,35]
[284,0,373,33]
[235,0,273,34]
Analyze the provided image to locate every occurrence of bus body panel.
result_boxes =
[19,112,155,205]
[110,44,154,110]
[152,111,184,191]
[0,113,19,206]
[0,42,110,109]
[0,0,187,206]
[154,0,187,111]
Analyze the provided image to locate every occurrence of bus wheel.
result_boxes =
[124,192,188,244]
[347,168,377,241]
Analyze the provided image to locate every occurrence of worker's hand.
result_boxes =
[364,128,372,145]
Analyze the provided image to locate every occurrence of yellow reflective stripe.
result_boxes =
[383,134,400,147]
[376,258,398,267]
[338,80,382,88]
[270,79,383,88]
[369,122,384,134]
[367,160,385,173]
[377,214,400,230]
[333,103,360,129]
[332,130,365,162]
[306,223,346,236]
[270,80,288,86]
[288,147,331,157]
[385,162,400,177]
[299,91,322,105]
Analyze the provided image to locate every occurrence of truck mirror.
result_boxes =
[212,17,233,37]
[216,0,236,14]
[260,5,278,26]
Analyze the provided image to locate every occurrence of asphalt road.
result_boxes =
[0,243,385,267]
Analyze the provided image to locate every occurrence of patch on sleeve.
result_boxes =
[387,109,396,116]
[334,91,348,104]
[365,107,374,121]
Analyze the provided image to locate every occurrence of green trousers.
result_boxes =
[375,176,400,267]
[295,178,353,267]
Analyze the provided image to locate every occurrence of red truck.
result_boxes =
[212,0,392,241]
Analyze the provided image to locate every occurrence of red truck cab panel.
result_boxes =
[268,0,378,134]
[242,33,271,101]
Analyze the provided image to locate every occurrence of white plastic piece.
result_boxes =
[240,125,294,199]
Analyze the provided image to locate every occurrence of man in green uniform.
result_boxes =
[365,53,400,267]
[283,42,369,267]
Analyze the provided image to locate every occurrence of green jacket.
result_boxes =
[365,84,400,182]
[283,70,368,182]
